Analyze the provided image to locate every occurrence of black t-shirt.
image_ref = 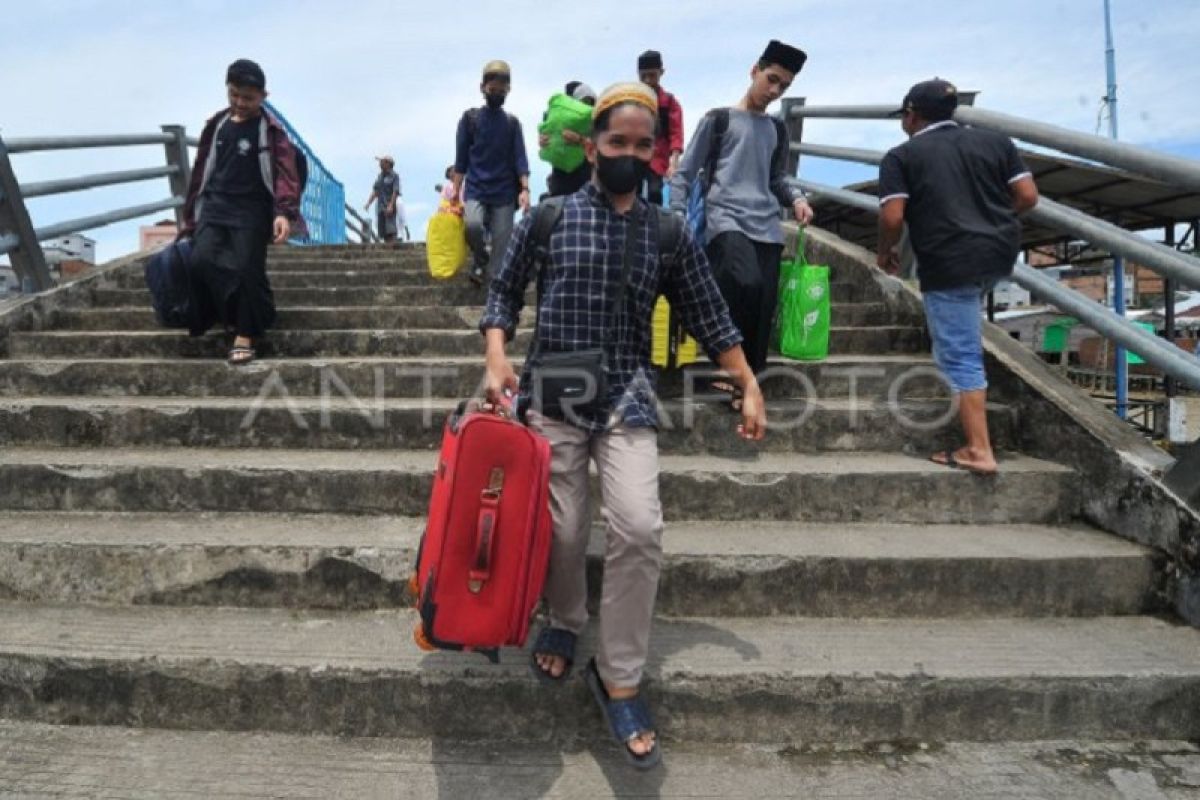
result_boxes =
[878,123,1030,291]
[200,116,272,229]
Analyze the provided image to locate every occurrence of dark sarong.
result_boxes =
[188,222,275,338]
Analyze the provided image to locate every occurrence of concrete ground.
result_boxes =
[1,721,1199,799]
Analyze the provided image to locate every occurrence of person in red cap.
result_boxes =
[636,50,683,207]
[180,58,307,365]
[876,78,1039,475]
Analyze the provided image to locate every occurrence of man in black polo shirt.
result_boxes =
[876,79,1039,474]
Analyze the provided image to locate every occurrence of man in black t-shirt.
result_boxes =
[876,79,1039,474]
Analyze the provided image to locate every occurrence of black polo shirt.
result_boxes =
[878,122,1030,292]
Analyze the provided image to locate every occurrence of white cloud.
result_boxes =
[2,0,1198,264]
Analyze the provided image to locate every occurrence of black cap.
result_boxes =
[226,59,266,90]
[638,50,663,71]
[760,40,807,74]
[896,78,958,120]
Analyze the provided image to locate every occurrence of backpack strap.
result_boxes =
[653,207,683,262]
[702,108,731,195]
[528,196,566,356]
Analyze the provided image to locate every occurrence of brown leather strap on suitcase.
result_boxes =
[468,467,505,593]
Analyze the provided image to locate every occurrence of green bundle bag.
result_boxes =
[537,93,593,172]
[776,232,831,361]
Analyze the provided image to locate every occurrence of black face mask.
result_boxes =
[595,153,649,195]
[485,93,506,109]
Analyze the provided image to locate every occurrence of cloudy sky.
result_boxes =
[3,0,1198,264]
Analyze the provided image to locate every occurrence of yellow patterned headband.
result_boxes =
[593,82,658,120]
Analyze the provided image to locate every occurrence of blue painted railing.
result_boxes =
[265,101,346,246]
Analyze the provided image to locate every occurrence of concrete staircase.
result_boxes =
[0,240,1197,776]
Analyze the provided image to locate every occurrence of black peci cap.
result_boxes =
[760,40,807,74]
[638,50,663,71]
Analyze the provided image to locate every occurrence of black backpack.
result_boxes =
[143,239,194,329]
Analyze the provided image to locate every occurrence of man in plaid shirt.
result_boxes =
[480,82,765,770]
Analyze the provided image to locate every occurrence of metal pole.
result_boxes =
[1103,0,1127,419]
[795,179,1200,389]
[780,97,806,178]
[0,135,52,292]
[161,125,191,230]
[1165,224,1177,399]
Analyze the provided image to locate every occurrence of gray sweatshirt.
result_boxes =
[669,107,804,246]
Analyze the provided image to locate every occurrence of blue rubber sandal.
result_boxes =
[584,657,662,771]
[529,626,576,685]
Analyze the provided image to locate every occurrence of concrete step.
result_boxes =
[0,604,1195,742]
[0,447,1077,522]
[48,302,898,332]
[50,305,529,332]
[4,722,1198,800]
[8,326,925,359]
[0,512,1158,617]
[106,268,437,290]
[7,328,534,359]
[90,280,887,308]
[0,396,1015,454]
[272,243,424,257]
[264,255,429,272]
[0,355,946,401]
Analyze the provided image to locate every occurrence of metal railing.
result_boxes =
[1,106,353,293]
[0,127,192,291]
[344,204,378,243]
[784,100,1200,401]
[262,102,346,247]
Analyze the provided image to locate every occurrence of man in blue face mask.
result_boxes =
[453,59,532,286]
[480,82,766,771]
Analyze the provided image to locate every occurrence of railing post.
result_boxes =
[781,97,805,177]
[0,134,53,292]
[160,125,191,230]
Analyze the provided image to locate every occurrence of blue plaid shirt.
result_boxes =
[480,183,743,433]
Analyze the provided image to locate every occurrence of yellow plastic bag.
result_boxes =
[651,296,702,368]
[426,202,467,280]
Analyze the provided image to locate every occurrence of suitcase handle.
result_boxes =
[468,467,505,594]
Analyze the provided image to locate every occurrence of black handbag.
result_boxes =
[528,210,640,420]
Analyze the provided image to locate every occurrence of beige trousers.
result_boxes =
[529,413,664,688]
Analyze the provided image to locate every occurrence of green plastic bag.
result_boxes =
[537,93,593,172]
[776,234,831,361]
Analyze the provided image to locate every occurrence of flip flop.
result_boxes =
[931,450,962,470]
[227,345,256,366]
[931,450,998,476]
[584,658,662,771]
[528,626,576,685]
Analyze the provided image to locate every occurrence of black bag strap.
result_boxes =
[702,108,731,195]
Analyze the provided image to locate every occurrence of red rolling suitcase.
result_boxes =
[410,399,553,662]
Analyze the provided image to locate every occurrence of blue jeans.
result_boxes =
[922,283,990,393]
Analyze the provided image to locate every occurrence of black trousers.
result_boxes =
[642,172,664,206]
[705,231,783,375]
[189,222,275,339]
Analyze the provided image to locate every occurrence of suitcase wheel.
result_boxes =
[412,622,436,652]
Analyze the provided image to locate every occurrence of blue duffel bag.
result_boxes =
[143,239,193,329]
